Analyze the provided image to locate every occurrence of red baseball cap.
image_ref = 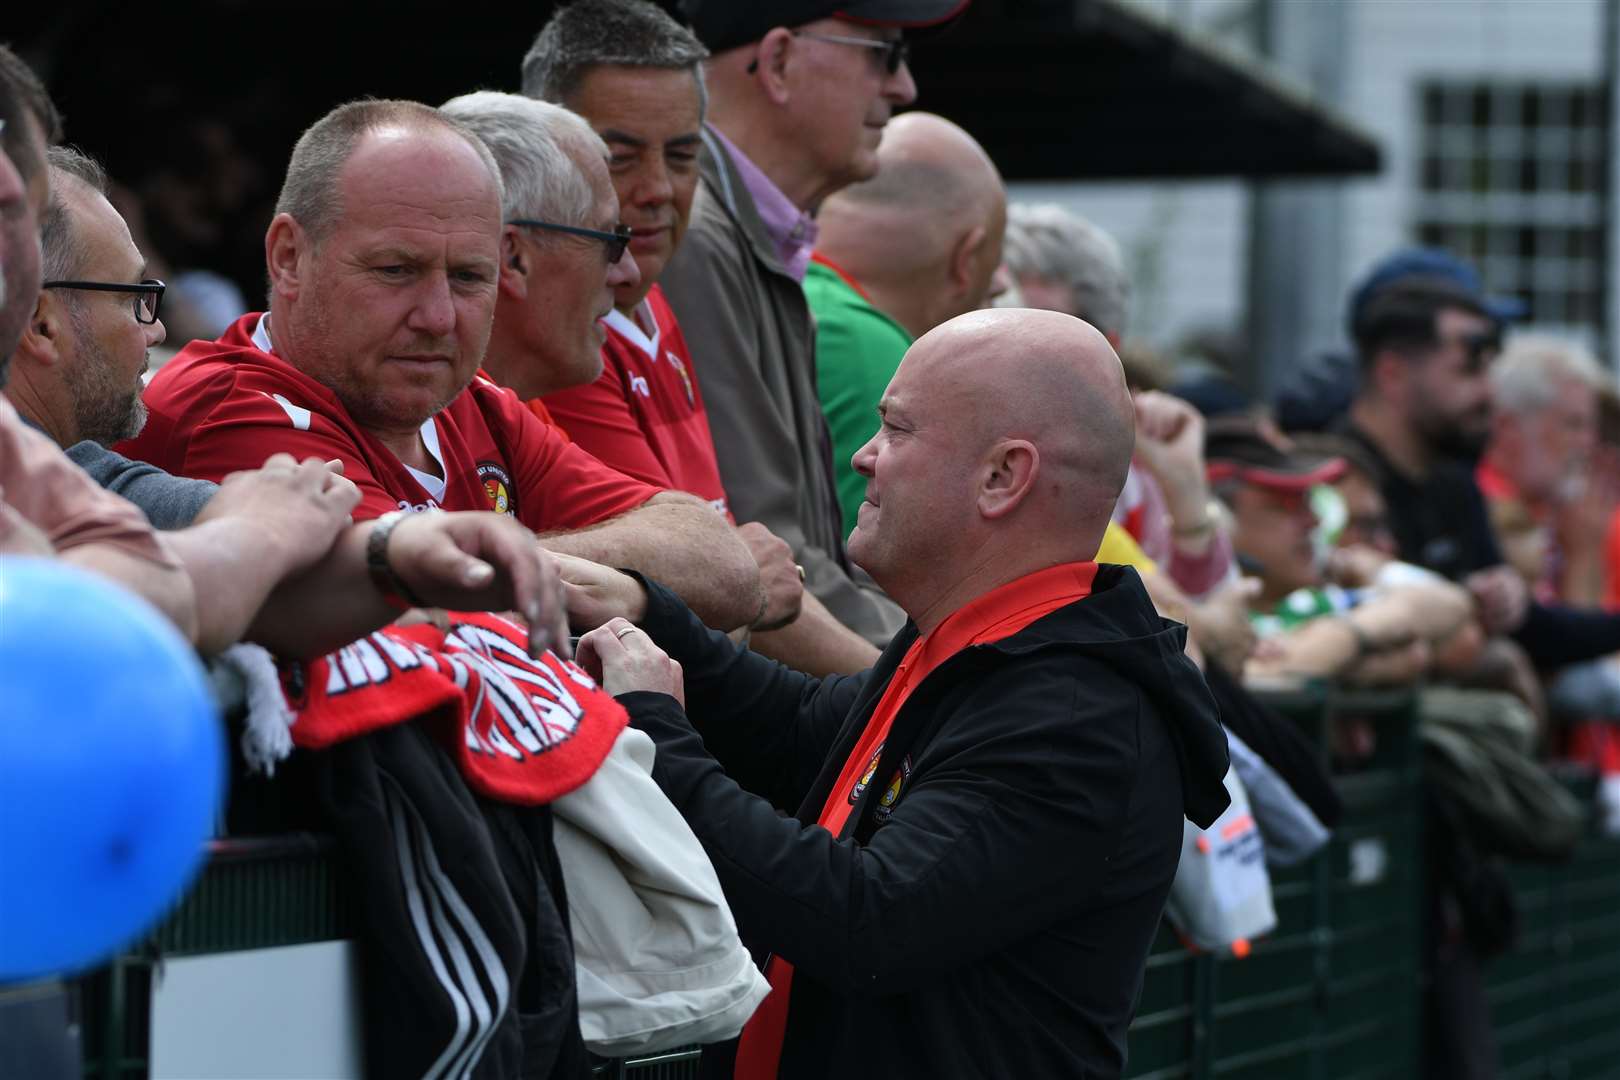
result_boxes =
[1204,417,1347,493]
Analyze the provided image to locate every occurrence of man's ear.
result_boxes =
[949,224,988,300]
[498,227,529,301]
[264,213,307,302]
[17,292,68,369]
[754,27,796,106]
[978,439,1039,520]
[1368,349,1408,402]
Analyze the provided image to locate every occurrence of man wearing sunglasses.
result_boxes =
[655,0,967,674]
[450,85,807,641]
[1343,273,1620,666]
[442,92,642,403]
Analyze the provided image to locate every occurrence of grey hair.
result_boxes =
[1003,203,1130,338]
[273,99,503,246]
[41,145,109,283]
[440,92,605,227]
[520,0,709,117]
[1491,334,1606,416]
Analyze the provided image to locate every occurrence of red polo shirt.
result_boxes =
[542,286,732,519]
[121,314,658,529]
[734,560,1099,1079]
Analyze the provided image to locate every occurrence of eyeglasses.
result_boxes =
[798,31,910,74]
[747,31,910,76]
[508,220,632,266]
[42,279,166,325]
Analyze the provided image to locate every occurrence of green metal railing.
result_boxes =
[75,687,1620,1080]
[1486,766,1620,1080]
[1124,686,1424,1080]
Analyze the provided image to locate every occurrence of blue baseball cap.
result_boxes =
[1346,248,1527,337]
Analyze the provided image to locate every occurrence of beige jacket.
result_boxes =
[553,726,769,1056]
[660,128,905,647]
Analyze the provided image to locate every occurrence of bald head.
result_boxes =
[848,307,1133,624]
[914,307,1135,514]
[836,112,1002,217]
[815,112,1008,337]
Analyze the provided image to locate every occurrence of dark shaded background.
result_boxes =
[8,0,1378,323]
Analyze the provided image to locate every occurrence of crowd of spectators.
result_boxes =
[2,1,1615,1078]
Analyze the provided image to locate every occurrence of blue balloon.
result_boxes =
[0,556,224,982]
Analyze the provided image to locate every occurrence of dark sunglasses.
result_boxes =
[42,278,165,325]
[508,220,632,266]
[1439,330,1503,371]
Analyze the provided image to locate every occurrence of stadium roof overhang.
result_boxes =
[908,0,1383,181]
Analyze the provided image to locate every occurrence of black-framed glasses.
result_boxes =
[749,31,910,76]
[508,220,632,266]
[42,279,166,325]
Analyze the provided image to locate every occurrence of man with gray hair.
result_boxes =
[1478,335,1605,599]
[441,90,641,399]
[519,0,724,511]
[1477,335,1620,836]
[522,0,861,663]
[1003,202,1130,341]
[521,0,708,299]
[123,97,762,634]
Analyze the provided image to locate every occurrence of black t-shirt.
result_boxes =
[1339,424,1501,581]
[1342,422,1620,668]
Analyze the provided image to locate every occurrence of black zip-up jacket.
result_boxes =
[619,566,1230,1079]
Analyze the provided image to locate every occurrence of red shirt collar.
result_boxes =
[809,251,876,305]
[1476,456,1520,503]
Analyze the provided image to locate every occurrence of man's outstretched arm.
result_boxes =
[248,510,569,660]
[541,490,762,632]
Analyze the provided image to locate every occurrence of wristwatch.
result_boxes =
[366,510,425,610]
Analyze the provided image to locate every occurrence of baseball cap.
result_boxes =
[679,0,971,54]
[1169,369,1252,419]
[1205,417,1347,493]
[1345,248,1527,337]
